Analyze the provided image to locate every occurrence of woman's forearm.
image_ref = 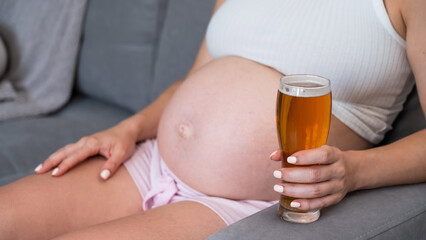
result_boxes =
[349,129,426,191]
[117,80,184,142]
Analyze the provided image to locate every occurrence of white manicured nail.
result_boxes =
[290,201,301,208]
[52,168,59,176]
[273,170,282,179]
[269,150,278,159]
[287,156,297,164]
[100,169,111,180]
[34,164,42,172]
[274,184,284,193]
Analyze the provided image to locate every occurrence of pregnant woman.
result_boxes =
[1,0,425,239]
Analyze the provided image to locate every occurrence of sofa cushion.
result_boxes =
[76,0,168,112]
[0,95,132,186]
[151,0,215,101]
[208,183,426,240]
[0,0,86,120]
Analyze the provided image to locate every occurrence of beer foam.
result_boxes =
[279,75,331,97]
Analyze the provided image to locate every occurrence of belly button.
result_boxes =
[178,123,193,139]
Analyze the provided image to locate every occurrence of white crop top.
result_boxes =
[206,0,413,144]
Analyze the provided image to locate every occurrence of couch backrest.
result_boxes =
[76,0,215,112]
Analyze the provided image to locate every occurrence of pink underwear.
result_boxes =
[123,139,277,225]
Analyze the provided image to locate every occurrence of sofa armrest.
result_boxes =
[207,183,426,240]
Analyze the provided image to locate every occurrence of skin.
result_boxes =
[0,0,424,239]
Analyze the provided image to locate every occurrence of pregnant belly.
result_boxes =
[157,56,283,201]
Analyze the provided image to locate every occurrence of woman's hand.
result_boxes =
[34,122,139,180]
[270,145,356,211]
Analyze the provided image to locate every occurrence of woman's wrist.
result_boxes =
[346,147,386,192]
[117,114,149,142]
[344,150,369,192]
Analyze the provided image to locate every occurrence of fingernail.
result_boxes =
[52,168,59,176]
[100,169,111,180]
[269,150,278,159]
[290,201,301,208]
[34,164,42,172]
[287,156,297,164]
[273,184,284,193]
[273,170,282,179]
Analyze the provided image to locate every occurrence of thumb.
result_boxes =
[99,154,126,180]
[269,150,282,161]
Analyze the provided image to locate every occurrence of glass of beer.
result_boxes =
[276,74,331,223]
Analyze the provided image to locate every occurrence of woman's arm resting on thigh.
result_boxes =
[270,0,426,211]
[36,0,228,179]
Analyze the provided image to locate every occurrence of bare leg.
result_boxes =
[0,157,142,240]
[53,201,227,240]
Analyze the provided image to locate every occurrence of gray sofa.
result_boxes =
[1,1,425,239]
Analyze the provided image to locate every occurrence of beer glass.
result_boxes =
[276,74,331,223]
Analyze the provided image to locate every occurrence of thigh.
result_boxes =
[54,201,227,240]
[0,157,142,240]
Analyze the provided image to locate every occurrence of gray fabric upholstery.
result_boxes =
[77,0,168,112]
[0,95,131,186]
[151,0,215,101]
[208,183,426,240]
[0,36,6,78]
[77,0,216,112]
[379,87,425,145]
[0,0,87,120]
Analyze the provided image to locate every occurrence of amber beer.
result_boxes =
[276,75,331,223]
